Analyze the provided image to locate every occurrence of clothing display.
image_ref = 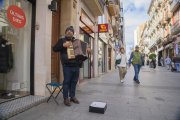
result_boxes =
[0,37,13,73]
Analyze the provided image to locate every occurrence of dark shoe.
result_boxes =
[64,99,71,106]
[135,80,140,84]
[70,97,80,104]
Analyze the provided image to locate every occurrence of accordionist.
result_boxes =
[53,26,90,106]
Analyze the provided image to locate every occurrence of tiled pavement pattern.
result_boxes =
[8,66,180,120]
[0,96,46,120]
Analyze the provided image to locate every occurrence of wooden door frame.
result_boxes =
[51,0,61,83]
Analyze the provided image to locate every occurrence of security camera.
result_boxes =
[48,0,57,12]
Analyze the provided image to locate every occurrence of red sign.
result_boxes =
[7,5,26,28]
[98,24,108,33]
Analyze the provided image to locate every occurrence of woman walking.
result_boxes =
[116,47,127,83]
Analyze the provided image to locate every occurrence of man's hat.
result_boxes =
[65,26,74,34]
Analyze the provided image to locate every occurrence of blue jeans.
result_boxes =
[133,64,141,81]
[63,66,80,99]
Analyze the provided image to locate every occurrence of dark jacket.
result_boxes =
[53,36,82,67]
[0,44,13,73]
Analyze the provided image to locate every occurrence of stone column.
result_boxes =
[34,0,52,96]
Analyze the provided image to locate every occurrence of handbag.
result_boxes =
[115,53,122,65]
[115,59,121,65]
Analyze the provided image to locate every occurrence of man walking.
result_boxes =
[128,45,143,84]
[165,56,171,70]
[53,26,90,106]
[160,57,164,67]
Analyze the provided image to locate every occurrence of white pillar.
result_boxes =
[34,0,52,96]
[93,20,99,77]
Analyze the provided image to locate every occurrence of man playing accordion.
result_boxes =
[53,26,91,106]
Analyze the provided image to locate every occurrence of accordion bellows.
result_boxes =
[67,39,88,61]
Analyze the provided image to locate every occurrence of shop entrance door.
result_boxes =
[51,0,61,82]
[108,48,112,70]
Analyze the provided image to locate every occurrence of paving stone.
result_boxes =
[9,67,180,120]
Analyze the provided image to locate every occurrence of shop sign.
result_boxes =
[98,24,108,33]
[7,5,26,28]
[80,10,94,32]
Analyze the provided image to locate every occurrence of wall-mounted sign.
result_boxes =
[7,5,26,28]
[98,24,108,33]
[80,10,94,32]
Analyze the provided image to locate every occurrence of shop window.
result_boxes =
[0,0,32,103]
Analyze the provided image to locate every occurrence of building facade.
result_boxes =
[171,0,180,57]
[140,0,173,66]
[0,0,123,103]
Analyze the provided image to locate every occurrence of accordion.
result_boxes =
[67,39,88,61]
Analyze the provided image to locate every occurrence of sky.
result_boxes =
[122,0,151,55]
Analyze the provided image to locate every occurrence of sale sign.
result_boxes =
[7,5,26,28]
[98,24,108,33]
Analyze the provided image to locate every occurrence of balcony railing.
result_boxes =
[171,21,180,35]
[98,0,104,12]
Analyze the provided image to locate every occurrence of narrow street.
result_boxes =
[9,67,180,120]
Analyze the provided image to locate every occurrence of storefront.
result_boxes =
[174,37,180,57]
[79,9,94,79]
[108,45,112,70]
[0,0,35,103]
[98,39,105,74]
[157,47,164,66]
[164,43,174,58]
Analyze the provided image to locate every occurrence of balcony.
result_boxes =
[171,21,180,35]
[160,17,167,27]
[115,5,120,18]
[107,1,119,16]
[82,0,103,16]
[165,12,173,21]
[157,0,162,8]
[111,16,119,34]
[171,0,180,13]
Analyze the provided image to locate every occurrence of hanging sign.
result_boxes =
[98,24,108,33]
[7,5,26,28]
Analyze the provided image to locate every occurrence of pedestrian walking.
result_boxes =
[128,45,143,84]
[165,56,171,70]
[160,57,164,67]
[116,47,127,83]
[53,26,91,106]
[152,56,156,69]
